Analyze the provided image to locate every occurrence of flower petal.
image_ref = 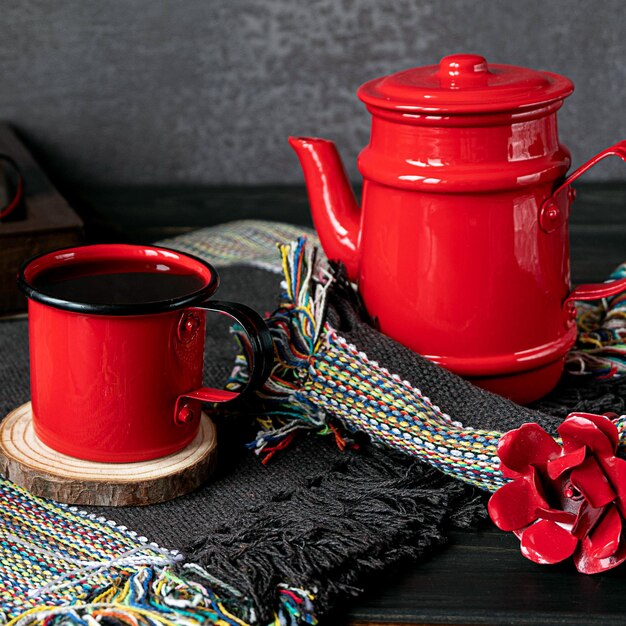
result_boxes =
[536,507,577,526]
[570,457,616,509]
[575,536,626,574]
[497,423,561,477]
[571,500,605,540]
[599,456,626,517]
[520,519,579,564]
[488,474,547,532]
[558,414,617,457]
[573,413,619,451]
[586,504,622,560]
[547,446,587,480]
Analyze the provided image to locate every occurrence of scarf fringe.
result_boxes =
[183,444,485,624]
[4,564,317,626]
[228,239,334,462]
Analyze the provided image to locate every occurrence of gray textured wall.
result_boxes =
[1,0,624,186]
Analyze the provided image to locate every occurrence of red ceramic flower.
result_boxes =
[488,413,626,574]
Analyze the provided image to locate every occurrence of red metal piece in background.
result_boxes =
[488,414,626,574]
[289,54,626,404]
[18,244,273,463]
[0,154,24,220]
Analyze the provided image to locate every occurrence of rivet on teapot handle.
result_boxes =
[539,141,626,233]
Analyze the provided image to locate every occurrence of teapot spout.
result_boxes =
[289,137,360,281]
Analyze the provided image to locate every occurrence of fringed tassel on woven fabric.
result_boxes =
[229,238,335,463]
[183,443,486,625]
[567,263,626,378]
[229,239,626,493]
[5,563,316,626]
[2,520,316,626]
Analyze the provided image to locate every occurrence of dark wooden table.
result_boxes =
[73,182,626,625]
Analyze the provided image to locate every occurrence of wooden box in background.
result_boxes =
[0,124,83,313]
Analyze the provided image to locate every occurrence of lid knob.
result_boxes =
[438,54,489,88]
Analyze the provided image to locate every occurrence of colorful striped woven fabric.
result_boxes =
[302,334,507,490]
[0,473,316,624]
[298,331,626,492]
[0,475,178,620]
[158,220,318,273]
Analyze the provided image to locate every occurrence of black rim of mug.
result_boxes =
[17,244,220,316]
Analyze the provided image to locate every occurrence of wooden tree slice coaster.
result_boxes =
[0,402,217,506]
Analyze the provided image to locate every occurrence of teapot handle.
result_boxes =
[539,140,626,233]
[552,140,626,318]
[565,279,626,308]
[563,277,626,329]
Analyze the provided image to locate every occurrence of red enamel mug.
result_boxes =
[18,244,274,463]
[290,54,626,404]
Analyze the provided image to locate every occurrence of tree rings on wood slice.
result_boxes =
[0,402,217,506]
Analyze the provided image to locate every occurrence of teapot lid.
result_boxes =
[358,54,574,114]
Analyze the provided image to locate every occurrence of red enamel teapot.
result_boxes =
[290,54,626,404]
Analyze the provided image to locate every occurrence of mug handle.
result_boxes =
[174,299,274,426]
